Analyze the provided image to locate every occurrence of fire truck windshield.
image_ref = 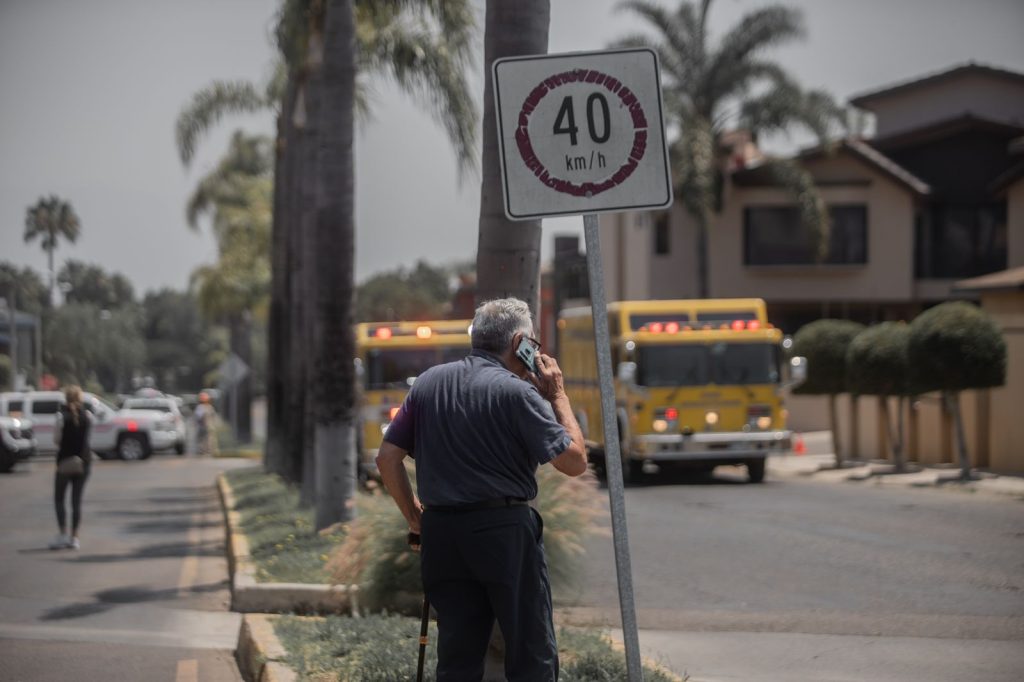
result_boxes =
[636,343,780,387]
[365,347,467,389]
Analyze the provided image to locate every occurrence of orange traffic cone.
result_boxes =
[793,433,806,455]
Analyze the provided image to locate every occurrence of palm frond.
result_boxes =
[763,158,830,260]
[617,0,696,81]
[358,0,475,54]
[175,81,270,165]
[739,79,845,144]
[362,23,478,176]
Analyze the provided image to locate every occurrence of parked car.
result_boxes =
[0,391,181,461]
[0,415,35,473]
[120,396,187,455]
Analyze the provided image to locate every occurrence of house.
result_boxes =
[583,62,1024,471]
[596,62,1024,334]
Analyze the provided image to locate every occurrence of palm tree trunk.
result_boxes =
[474,0,550,317]
[312,0,358,530]
[47,245,55,306]
[880,395,905,472]
[228,312,253,443]
[285,71,308,487]
[829,393,842,468]
[265,82,298,476]
[949,391,972,481]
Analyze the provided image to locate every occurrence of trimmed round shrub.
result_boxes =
[846,322,910,396]
[792,319,865,395]
[907,301,1006,394]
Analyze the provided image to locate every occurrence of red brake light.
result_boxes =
[650,322,664,334]
[666,322,680,333]
[748,320,761,330]
[127,420,138,432]
[665,407,679,420]
[375,327,393,340]
[731,319,745,331]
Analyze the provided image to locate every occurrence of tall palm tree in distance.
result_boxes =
[24,196,82,305]
[614,0,846,297]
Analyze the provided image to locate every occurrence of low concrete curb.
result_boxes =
[216,473,359,615]
[236,614,296,682]
[768,454,1024,499]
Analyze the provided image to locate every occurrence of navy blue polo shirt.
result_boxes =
[382,349,571,506]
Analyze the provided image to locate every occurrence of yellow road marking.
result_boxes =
[175,658,198,682]
[177,511,200,598]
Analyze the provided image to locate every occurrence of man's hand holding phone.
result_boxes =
[529,353,567,403]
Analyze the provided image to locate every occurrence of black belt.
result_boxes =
[425,497,529,513]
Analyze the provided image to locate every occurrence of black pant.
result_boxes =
[54,466,90,533]
[421,505,557,682]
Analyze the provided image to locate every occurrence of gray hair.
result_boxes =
[471,298,534,353]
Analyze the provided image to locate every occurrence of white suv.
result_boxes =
[1,391,182,461]
[121,396,187,455]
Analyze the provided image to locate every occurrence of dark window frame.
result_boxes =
[743,204,869,266]
[653,212,670,256]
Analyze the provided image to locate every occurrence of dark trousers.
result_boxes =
[421,505,558,682]
[54,466,89,533]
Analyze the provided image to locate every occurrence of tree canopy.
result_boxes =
[908,301,1006,394]
[355,260,453,322]
[792,319,865,395]
[846,322,911,397]
[58,260,135,309]
[0,263,49,313]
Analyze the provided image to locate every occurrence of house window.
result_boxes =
[915,203,1007,278]
[744,205,868,265]
[653,212,670,255]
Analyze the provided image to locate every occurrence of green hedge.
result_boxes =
[792,319,865,395]
[846,321,911,396]
[908,301,1006,393]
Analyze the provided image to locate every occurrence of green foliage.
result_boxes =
[44,303,145,392]
[140,289,224,392]
[274,615,678,681]
[355,260,454,322]
[225,467,345,583]
[23,195,81,253]
[0,263,49,314]
[846,322,911,396]
[58,260,135,309]
[792,319,865,395]
[328,465,607,611]
[908,301,1007,394]
[0,355,10,390]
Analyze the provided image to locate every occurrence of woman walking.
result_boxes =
[50,386,91,550]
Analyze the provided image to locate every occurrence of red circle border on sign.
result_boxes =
[514,68,649,198]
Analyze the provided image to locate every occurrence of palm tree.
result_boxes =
[24,196,82,305]
[311,0,357,529]
[175,0,479,485]
[474,0,550,317]
[613,0,846,297]
[189,131,274,444]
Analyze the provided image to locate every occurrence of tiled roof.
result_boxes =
[954,267,1024,293]
[850,62,1024,109]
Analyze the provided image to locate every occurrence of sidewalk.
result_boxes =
[767,432,1024,499]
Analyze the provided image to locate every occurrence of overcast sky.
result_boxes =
[2,0,1023,296]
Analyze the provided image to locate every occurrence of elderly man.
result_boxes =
[377,297,587,681]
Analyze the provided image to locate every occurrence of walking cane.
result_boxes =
[409,531,428,682]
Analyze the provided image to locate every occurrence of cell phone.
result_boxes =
[515,337,538,374]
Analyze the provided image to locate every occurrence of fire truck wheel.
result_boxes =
[747,458,766,483]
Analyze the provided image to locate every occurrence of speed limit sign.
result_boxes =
[493,48,672,220]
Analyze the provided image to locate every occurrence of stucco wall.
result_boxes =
[708,153,917,302]
[862,72,1024,138]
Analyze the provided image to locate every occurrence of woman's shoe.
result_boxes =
[69,537,80,550]
[49,534,70,550]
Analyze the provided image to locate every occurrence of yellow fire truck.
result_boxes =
[558,299,805,483]
[355,319,472,477]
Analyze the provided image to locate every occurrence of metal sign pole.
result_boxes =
[583,213,644,681]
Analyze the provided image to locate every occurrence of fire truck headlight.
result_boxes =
[757,416,772,430]
[704,411,719,426]
[652,418,668,433]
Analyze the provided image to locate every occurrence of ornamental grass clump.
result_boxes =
[327,464,607,612]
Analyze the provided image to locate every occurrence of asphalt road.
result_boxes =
[568,464,1024,681]
[0,452,250,682]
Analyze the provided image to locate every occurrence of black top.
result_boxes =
[56,405,91,462]
[383,350,571,506]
